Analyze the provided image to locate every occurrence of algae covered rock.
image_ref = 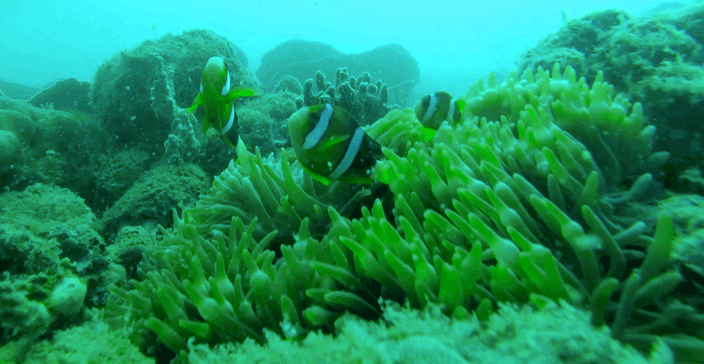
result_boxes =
[0,79,40,99]
[0,97,105,197]
[98,163,210,241]
[236,91,299,154]
[0,129,22,177]
[256,39,343,89]
[186,300,671,364]
[90,29,256,155]
[23,316,154,364]
[94,148,152,212]
[0,184,104,275]
[27,78,91,113]
[48,276,87,317]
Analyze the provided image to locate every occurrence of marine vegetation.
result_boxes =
[105,63,702,363]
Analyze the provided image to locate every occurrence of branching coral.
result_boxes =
[303,68,393,126]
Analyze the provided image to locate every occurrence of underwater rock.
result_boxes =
[0,97,106,196]
[97,163,210,242]
[28,78,91,113]
[0,129,22,177]
[273,74,304,95]
[0,183,106,275]
[90,29,256,157]
[257,40,343,89]
[0,78,40,99]
[48,276,87,317]
[257,40,419,106]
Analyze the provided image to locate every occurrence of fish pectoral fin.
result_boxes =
[342,176,375,185]
[220,135,237,150]
[187,93,203,113]
[456,99,466,113]
[301,164,330,186]
[319,134,350,150]
[226,86,260,103]
[422,126,437,141]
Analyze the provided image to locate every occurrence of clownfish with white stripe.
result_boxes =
[414,92,465,140]
[187,56,259,149]
[288,104,383,185]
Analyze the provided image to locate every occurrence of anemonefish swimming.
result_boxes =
[413,91,465,140]
[187,56,259,148]
[288,104,383,185]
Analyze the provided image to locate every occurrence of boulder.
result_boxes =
[257,40,419,105]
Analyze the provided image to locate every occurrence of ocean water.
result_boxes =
[0,1,702,363]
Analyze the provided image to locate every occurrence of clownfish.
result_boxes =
[187,56,259,148]
[414,92,465,140]
[288,104,383,185]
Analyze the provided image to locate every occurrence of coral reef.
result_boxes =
[0,273,54,362]
[0,182,122,329]
[187,300,672,364]
[105,64,702,363]
[23,313,154,364]
[0,184,105,275]
[0,266,90,362]
[257,40,418,106]
[2,7,702,363]
[107,226,155,280]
